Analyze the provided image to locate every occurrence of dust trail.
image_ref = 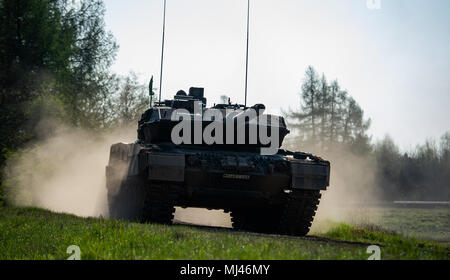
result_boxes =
[3,119,233,227]
[4,120,381,231]
[296,144,383,233]
[4,120,136,217]
[174,208,232,228]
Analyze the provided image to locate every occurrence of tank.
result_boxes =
[106,87,331,236]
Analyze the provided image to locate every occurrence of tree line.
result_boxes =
[286,66,371,154]
[374,134,450,200]
[0,0,149,204]
[286,66,449,201]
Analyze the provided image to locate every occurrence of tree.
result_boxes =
[0,0,117,188]
[286,66,320,146]
[113,72,149,126]
[0,0,117,124]
[374,135,403,198]
[286,66,371,153]
[440,132,450,199]
[317,74,330,150]
[328,80,341,143]
[440,132,450,158]
[63,0,118,126]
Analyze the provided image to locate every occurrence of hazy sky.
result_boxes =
[104,0,450,150]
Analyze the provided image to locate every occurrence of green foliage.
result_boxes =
[286,66,371,153]
[0,148,18,207]
[0,0,119,186]
[287,66,449,201]
[374,135,450,200]
[371,208,450,242]
[112,72,150,127]
[0,180,4,206]
[319,223,449,260]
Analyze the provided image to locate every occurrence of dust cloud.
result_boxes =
[3,119,231,226]
[5,120,381,232]
[301,145,383,233]
[4,120,136,217]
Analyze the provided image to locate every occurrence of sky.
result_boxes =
[103,0,450,151]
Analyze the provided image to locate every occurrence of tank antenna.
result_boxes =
[159,0,167,103]
[244,0,250,107]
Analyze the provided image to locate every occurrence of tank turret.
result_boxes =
[137,88,290,150]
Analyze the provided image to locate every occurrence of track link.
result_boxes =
[231,190,321,236]
[278,189,322,236]
[141,183,178,225]
[108,176,146,221]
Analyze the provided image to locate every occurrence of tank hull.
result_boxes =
[106,142,330,236]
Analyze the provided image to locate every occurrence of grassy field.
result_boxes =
[311,207,450,242]
[0,206,448,260]
[372,208,450,242]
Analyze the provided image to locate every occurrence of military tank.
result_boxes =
[106,87,331,236]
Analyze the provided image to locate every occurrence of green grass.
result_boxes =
[312,207,450,242]
[318,223,449,260]
[371,208,450,242]
[0,206,448,260]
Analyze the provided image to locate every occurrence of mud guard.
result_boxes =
[108,142,144,177]
[148,153,185,182]
[291,162,330,191]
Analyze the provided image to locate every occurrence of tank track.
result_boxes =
[277,189,322,236]
[231,189,321,236]
[108,177,145,221]
[141,183,178,225]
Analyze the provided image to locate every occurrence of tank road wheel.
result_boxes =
[141,183,178,225]
[278,190,322,236]
[107,176,146,221]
